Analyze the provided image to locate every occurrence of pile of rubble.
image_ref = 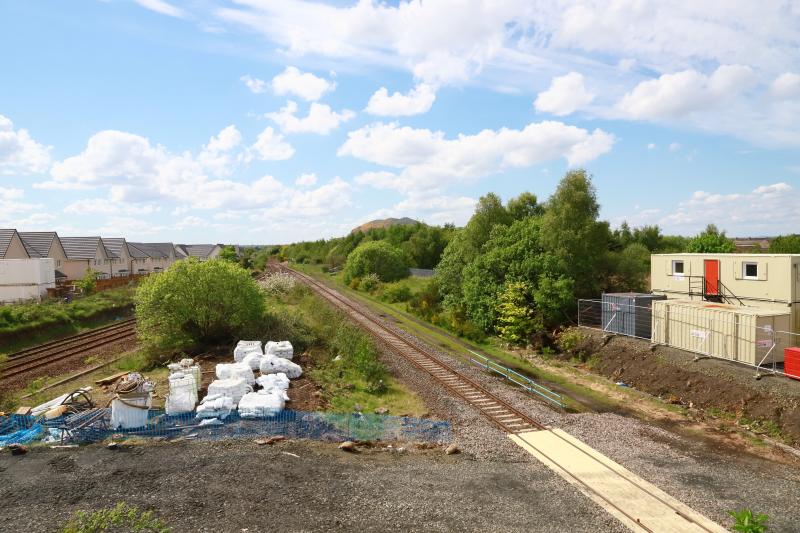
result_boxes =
[166,340,301,423]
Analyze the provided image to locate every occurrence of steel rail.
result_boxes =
[5,318,136,360]
[280,266,545,434]
[0,326,137,382]
[278,266,720,533]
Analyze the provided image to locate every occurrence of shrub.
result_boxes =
[331,323,387,393]
[381,283,412,303]
[348,277,362,290]
[75,269,97,295]
[728,509,769,533]
[258,272,296,296]
[135,259,265,356]
[556,329,585,353]
[343,241,408,284]
[62,502,170,533]
[359,273,381,293]
[407,279,442,321]
[495,281,541,346]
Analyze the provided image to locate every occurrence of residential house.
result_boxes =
[0,229,31,259]
[59,237,113,280]
[19,232,69,281]
[101,238,133,277]
[127,242,151,274]
[175,244,223,261]
[128,242,177,273]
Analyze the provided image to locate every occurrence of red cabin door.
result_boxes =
[704,260,720,296]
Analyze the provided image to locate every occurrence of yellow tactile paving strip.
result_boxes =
[510,429,728,533]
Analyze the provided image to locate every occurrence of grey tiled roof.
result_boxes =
[127,242,149,259]
[0,229,16,259]
[19,232,59,258]
[128,242,174,259]
[101,238,127,259]
[61,237,103,260]
[176,244,219,258]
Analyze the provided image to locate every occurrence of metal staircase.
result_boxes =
[685,276,744,306]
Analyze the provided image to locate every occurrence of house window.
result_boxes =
[672,260,685,275]
[743,262,759,280]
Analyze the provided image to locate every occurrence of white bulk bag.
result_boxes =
[238,390,285,418]
[256,372,290,392]
[259,355,302,379]
[207,378,252,404]
[165,373,197,415]
[215,362,255,385]
[242,351,264,371]
[265,340,294,360]
[110,394,151,429]
[196,395,234,419]
[234,341,263,362]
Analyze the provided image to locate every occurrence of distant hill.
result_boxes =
[351,217,420,234]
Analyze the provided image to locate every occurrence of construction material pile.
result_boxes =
[110,373,155,429]
[197,339,300,420]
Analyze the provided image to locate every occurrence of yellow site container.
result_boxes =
[651,300,791,366]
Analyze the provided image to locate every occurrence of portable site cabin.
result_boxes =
[650,253,800,334]
[651,300,791,365]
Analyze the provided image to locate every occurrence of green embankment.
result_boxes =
[0,287,135,355]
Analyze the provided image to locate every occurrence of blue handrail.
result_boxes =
[467,349,565,409]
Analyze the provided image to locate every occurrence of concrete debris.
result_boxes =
[445,443,460,455]
[338,441,357,452]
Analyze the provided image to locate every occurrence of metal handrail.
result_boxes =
[467,349,565,409]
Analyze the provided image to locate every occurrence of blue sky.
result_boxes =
[1,1,799,244]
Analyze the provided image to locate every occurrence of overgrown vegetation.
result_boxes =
[728,509,769,533]
[74,269,98,295]
[342,240,409,284]
[768,234,800,253]
[0,286,134,349]
[261,283,424,414]
[61,502,170,533]
[135,259,265,358]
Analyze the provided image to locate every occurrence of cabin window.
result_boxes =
[743,262,759,280]
[672,260,685,275]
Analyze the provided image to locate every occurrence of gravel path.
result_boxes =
[322,283,800,532]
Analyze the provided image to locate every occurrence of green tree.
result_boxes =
[769,234,800,253]
[135,259,265,352]
[686,224,736,253]
[495,281,540,345]
[611,243,651,292]
[75,268,97,295]
[507,192,543,220]
[219,245,238,262]
[540,169,610,298]
[343,241,408,283]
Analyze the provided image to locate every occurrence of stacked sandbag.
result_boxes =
[265,340,294,360]
[207,378,251,405]
[234,340,263,363]
[196,395,234,420]
[238,390,285,418]
[256,372,290,392]
[259,355,302,379]
[216,362,255,386]
[242,351,264,371]
[165,372,198,415]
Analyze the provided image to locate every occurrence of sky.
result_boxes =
[1,1,799,245]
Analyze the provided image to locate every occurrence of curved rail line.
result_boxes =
[1,319,137,382]
[276,265,721,533]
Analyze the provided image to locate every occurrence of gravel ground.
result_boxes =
[0,439,625,533]
[325,284,800,532]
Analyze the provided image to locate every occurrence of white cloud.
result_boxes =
[616,65,756,120]
[628,182,800,235]
[647,143,656,150]
[0,186,24,200]
[271,66,335,101]
[240,75,268,94]
[63,199,160,216]
[366,84,436,116]
[295,173,318,187]
[534,72,595,116]
[251,127,295,160]
[134,0,184,18]
[340,121,615,192]
[668,142,681,151]
[266,101,355,135]
[771,72,800,100]
[0,114,51,175]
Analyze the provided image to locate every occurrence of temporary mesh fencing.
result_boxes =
[0,409,452,446]
[577,298,800,379]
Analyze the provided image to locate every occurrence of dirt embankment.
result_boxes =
[564,328,800,443]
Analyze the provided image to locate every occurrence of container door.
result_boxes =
[704,259,720,296]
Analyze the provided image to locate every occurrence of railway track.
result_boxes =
[279,266,724,533]
[280,266,544,433]
[0,319,137,383]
